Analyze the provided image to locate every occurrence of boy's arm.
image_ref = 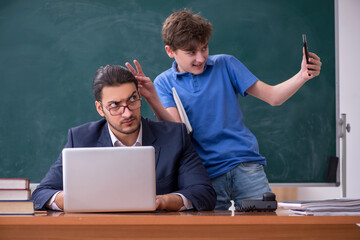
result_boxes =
[165,107,182,122]
[145,90,181,122]
[246,49,322,106]
[125,60,181,122]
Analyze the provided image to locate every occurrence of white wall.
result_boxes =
[298,0,360,200]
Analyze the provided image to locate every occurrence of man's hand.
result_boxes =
[155,194,184,211]
[125,60,157,101]
[301,48,322,81]
[54,191,64,210]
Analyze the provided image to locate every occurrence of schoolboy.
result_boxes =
[126,9,322,210]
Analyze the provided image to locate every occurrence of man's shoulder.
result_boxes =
[71,118,107,134]
[143,117,184,128]
[67,119,108,147]
[143,118,185,133]
[142,118,188,147]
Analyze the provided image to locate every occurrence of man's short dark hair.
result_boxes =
[92,65,138,101]
[162,9,213,51]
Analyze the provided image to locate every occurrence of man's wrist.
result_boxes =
[156,193,185,211]
[46,191,62,211]
[174,193,193,210]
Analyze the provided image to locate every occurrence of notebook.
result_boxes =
[172,87,193,135]
[62,146,156,212]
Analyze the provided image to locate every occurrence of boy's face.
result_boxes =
[165,43,209,75]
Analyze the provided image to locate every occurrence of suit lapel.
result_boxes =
[141,118,161,167]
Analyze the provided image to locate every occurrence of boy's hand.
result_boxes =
[125,60,156,100]
[125,60,179,122]
[301,47,322,81]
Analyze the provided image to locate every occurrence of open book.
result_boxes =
[172,87,193,135]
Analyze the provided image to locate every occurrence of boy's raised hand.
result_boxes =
[126,60,179,122]
[301,47,322,81]
[125,60,156,100]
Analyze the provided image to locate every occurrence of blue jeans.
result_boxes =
[211,162,271,210]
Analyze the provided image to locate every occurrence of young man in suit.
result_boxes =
[31,65,216,211]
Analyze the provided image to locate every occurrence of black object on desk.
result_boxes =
[236,192,277,212]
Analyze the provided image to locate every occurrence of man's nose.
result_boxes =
[122,106,132,117]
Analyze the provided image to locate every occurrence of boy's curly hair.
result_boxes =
[162,9,213,51]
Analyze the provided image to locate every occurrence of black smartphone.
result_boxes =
[302,34,311,76]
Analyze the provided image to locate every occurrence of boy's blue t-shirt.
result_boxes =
[154,54,266,179]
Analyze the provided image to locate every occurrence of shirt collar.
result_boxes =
[107,122,143,147]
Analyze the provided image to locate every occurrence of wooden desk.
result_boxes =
[1,210,360,240]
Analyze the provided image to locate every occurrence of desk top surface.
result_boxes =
[1,209,360,226]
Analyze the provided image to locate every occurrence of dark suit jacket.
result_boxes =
[31,117,216,211]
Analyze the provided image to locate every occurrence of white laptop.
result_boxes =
[62,146,156,212]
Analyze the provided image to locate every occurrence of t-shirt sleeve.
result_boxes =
[226,55,259,97]
[154,76,176,109]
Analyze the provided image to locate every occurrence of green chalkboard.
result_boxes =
[0,0,336,183]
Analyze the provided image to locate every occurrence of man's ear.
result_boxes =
[95,101,105,117]
[165,45,175,58]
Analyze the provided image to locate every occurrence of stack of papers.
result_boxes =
[279,199,360,216]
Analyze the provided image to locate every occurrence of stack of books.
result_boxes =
[279,199,360,216]
[0,178,34,215]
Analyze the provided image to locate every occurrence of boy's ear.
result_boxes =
[165,45,175,58]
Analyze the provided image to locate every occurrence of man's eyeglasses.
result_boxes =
[100,99,142,116]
